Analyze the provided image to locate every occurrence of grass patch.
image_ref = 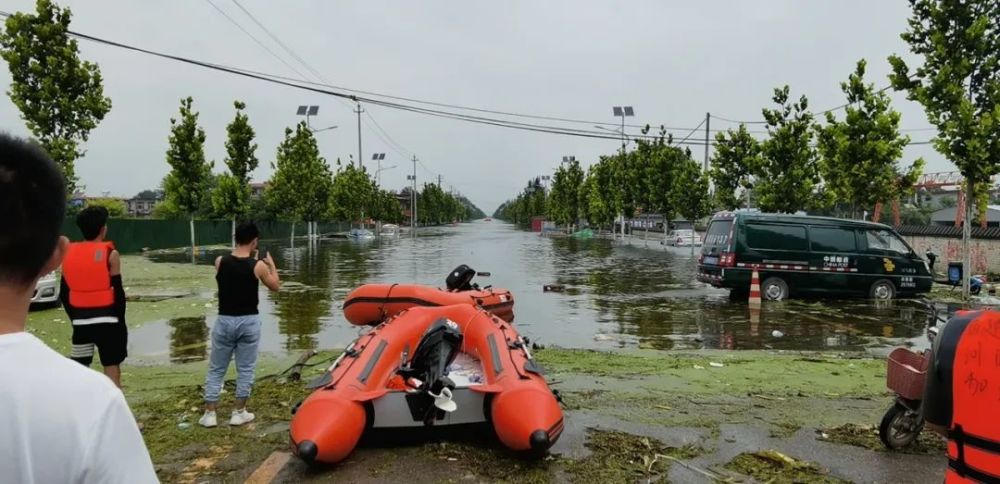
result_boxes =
[725,450,848,484]
[564,429,703,483]
[819,423,947,455]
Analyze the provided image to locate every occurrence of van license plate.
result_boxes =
[703,256,718,265]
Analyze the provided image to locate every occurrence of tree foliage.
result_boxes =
[756,86,819,213]
[710,124,760,210]
[672,157,712,223]
[0,0,112,193]
[267,122,332,223]
[546,158,585,227]
[85,198,126,218]
[817,60,924,215]
[888,0,1000,222]
[213,100,258,221]
[164,97,212,216]
[329,161,374,223]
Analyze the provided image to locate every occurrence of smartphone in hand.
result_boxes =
[257,248,267,260]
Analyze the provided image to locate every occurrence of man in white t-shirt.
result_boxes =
[0,133,158,483]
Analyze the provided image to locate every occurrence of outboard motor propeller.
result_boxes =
[400,318,464,425]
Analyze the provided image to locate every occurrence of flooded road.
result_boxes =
[131,221,944,363]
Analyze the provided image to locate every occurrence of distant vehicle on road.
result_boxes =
[31,271,60,308]
[349,228,375,240]
[665,229,701,247]
[697,212,932,300]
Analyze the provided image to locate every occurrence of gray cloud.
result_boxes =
[1,0,948,213]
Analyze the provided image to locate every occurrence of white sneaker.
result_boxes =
[198,411,217,428]
[230,409,255,426]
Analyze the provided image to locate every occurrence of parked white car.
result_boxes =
[665,229,702,247]
[31,271,60,307]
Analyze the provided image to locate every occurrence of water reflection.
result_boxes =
[168,316,208,363]
[132,222,959,361]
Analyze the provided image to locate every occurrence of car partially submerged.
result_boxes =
[697,212,932,300]
[665,229,701,247]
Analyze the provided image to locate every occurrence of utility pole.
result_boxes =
[354,101,364,168]
[703,112,711,172]
[409,155,418,232]
[437,174,442,188]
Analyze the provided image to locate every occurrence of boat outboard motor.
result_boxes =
[446,264,478,292]
[400,318,464,425]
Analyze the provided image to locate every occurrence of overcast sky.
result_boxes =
[1,0,948,213]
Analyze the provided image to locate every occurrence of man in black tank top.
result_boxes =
[199,222,280,428]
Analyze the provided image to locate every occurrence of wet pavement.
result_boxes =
[129,221,959,362]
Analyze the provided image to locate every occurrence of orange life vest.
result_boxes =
[62,241,115,308]
[946,310,1000,483]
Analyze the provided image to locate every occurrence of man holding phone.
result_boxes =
[199,222,280,427]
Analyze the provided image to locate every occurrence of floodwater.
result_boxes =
[130,221,951,363]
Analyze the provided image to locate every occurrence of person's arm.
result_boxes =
[255,252,280,292]
[82,391,158,483]
[108,249,121,277]
[108,250,126,322]
[59,277,70,308]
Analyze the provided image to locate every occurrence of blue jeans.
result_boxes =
[204,314,261,403]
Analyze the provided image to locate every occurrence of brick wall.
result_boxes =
[902,235,1000,275]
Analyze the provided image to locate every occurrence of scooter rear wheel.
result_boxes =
[879,402,924,450]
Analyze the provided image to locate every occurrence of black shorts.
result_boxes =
[71,322,128,367]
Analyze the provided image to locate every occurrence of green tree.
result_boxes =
[0,0,112,194]
[710,124,760,210]
[268,122,333,238]
[372,189,404,224]
[756,86,819,213]
[672,157,711,250]
[547,159,585,231]
[213,100,258,243]
[329,161,375,225]
[889,0,1000,297]
[817,60,924,218]
[164,97,212,251]
[85,198,126,218]
[583,162,614,228]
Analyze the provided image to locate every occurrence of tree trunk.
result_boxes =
[663,220,669,249]
[962,180,973,299]
[291,221,296,247]
[231,217,236,248]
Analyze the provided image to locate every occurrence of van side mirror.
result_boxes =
[925,250,937,269]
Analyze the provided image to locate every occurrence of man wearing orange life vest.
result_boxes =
[923,309,1000,483]
[59,206,128,388]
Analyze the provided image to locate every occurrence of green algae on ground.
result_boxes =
[564,429,703,483]
[538,348,888,398]
[725,450,849,484]
[819,423,948,456]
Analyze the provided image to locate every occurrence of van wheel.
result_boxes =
[761,277,789,301]
[870,279,896,300]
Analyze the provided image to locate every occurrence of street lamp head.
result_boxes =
[372,153,386,160]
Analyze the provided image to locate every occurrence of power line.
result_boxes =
[676,117,706,145]
[202,0,311,81]
[0,10,936,148]
[229,0,327,83]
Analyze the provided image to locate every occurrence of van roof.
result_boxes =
[710,211,893,230]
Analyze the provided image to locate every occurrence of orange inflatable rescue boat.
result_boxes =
[289,304,563,465]
[342,265,514,325]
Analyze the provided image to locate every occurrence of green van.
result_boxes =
[696,212,933,300]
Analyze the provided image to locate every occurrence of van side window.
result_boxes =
[745,223,807,251]
[866,230,910,254]
[809,227,858,253]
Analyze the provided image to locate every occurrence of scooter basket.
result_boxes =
[886,347,929,401]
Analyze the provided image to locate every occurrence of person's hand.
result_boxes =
[264,251,276,270]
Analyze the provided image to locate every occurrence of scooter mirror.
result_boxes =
[476,272,491,277]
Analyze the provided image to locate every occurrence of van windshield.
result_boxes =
[704,219,733,250]
[866,230,911,254]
